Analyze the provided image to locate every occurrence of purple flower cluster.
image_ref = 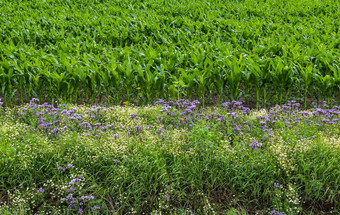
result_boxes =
[79,122,92,130]
[156,99,200,118]
[136,126,143,133]
[59,165,100,213]
[92,206,100,210]
[19,100,121,138]
[252,100,340,132]
[30,98,39,105]
[154,99,340,140]
[205,113,227,122]
[130,113,139,119]
[58,164,74,171]
[311,104,340,125]
[249,141,262,150]
[162,194,170,199]
[69,178,80,185]
[179,100,200,115]
[67,187,76,192]
[81,195,94,200]
[271,210,285,215]
[222,101,250,114]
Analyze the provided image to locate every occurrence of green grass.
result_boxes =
[0,99,339,214]
[1,0,340,107]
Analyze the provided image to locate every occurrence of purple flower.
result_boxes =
[250,141,262,150]
[67,164,73,168]
[271,210,285,215]
[322,118,330,123]
[92,206,100,211]
[249,141,257,150]
[130,113,139,119]
[136,126,142,132]
[67,187,76,192]
[166,185,170,189]
[36,112,45,116]
[274,183,279,187]
[162,194,170,199]
[113,159,118,163]
[81,195,94,200]
[78,175,84,178]
[260,121,267,127]
[78,208,83,214]
[30,98,39,104]
[58,166,65,171]
[69,179,79,185]
[66,194,73,201]
[37,188,45,193]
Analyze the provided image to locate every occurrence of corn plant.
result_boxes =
[269,58,294,106]
[222,55,244,101]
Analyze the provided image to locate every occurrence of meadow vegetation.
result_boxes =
[0,98,339,214]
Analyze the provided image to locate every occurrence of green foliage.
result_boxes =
[0,0,340,107]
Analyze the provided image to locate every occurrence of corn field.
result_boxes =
[0,0,340,108]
